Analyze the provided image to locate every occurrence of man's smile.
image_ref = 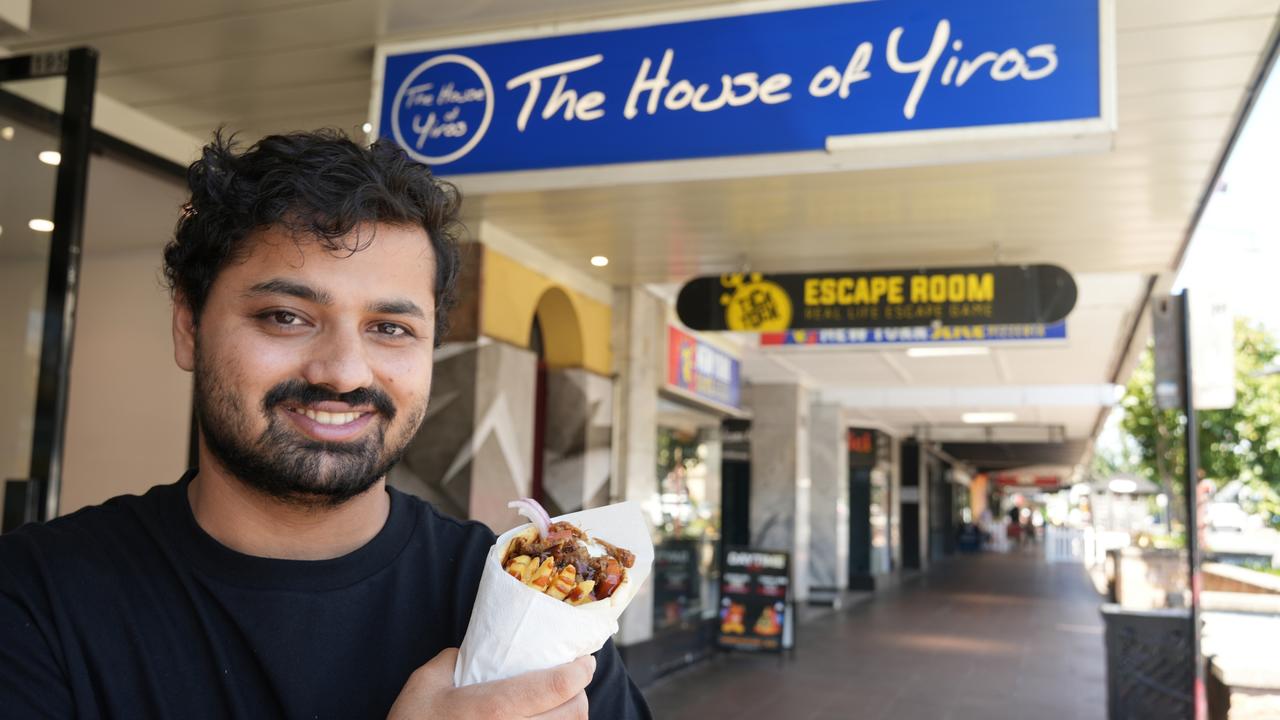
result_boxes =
[281,403,377,442]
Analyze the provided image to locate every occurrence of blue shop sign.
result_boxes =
[668,326,741,409]
[760,321,1068,347]
[373,0,1112,183]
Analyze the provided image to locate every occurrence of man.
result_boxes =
[0,131,651,719]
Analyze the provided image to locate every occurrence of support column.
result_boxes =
[610,286,665,646]
[888,435,903,571]
[744,383,811,603]
[807,402,848,597]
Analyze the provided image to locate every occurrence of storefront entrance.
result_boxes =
[633,395,727,679]
[653,399,723,634]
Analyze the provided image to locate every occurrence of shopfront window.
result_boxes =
[652,406,722,632]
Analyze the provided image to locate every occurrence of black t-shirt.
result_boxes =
[0,473,651,719]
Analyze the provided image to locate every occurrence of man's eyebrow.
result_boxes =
[244,279,332,305]
[368,298,427,320]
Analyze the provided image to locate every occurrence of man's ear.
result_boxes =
[173,294,197,372]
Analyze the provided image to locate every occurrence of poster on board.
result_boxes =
[717,548,791,653]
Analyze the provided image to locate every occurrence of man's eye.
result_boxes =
[255,310,306,329]
[375,322,411,337]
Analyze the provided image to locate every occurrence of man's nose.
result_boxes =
[300,326,375,394]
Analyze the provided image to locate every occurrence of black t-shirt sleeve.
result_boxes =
[588,639,652,720]
[0,534,74,718]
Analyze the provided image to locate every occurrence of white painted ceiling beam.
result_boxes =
[0,73,204,167]
[0,0,30,34]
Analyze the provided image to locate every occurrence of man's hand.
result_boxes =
[388,648,594,719]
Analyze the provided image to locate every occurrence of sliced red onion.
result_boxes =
[507,498,551,539]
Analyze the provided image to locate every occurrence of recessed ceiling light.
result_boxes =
[905,346,990,358]
[361,122,373,133]
[29,218,55,232]
[590,255,609,267]
[1,126,14,141]
[38,150,61,166]
[962,412,1017,424]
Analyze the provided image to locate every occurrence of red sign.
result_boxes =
[994,475,1061,488]
[848,430,874,454]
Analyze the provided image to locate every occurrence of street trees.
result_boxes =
[1117,318,1280,526]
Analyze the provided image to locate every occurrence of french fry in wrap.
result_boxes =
[453,501,654,686]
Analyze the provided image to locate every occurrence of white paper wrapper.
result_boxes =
[453,501,654,686]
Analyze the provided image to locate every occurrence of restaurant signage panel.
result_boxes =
[717,548,791,652]
[373,0,1111,185]
[666,326,741,408]
[677,265,1077,332]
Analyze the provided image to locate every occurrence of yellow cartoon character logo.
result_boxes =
[754,604,783,636]
[720,601,747,635]
[679,340,695,387]
[720,273,792,332]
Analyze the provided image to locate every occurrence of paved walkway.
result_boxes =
[644,550,1106,720]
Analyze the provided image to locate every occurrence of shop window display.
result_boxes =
[652,425,721,632]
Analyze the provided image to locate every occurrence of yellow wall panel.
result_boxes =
[480,246,612,376]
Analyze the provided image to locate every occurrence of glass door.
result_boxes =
[0,49,97,530]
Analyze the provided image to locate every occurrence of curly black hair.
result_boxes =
[163,129,463,345]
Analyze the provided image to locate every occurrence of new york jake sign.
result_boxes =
[373,0,1112,188]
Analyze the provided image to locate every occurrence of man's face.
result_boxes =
[175,223,437,507]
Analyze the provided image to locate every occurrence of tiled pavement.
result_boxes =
[644,550,1106,720]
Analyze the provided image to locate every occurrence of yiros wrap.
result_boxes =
[453,501,653,686]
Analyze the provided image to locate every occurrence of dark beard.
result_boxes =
[194,355,420,509]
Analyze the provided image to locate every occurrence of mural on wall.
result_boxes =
[389,342,536,529]
[389,341,611,529]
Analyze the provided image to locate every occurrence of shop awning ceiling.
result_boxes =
[941,441,1092,475]
[3,2,1275,273]
[4,0,1273,279]
[3,0,1277,465]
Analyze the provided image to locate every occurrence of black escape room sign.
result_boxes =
[675,264,1076,332]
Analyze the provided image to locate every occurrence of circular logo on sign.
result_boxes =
[719,273,793,332]
[391,54,494,166]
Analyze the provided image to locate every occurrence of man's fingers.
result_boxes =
[426,647,459,670]
[398,646,460,700]
[473,655,595,716]
[530,691,588,720]
[416,647,459,682]
[546,656,594,703]
[387,648,462,719]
